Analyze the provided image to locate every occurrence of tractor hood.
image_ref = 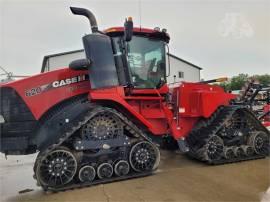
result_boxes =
[0,68,90,120]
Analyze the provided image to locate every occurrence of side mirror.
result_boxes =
[124,17,133,42]
[69,59,91,70]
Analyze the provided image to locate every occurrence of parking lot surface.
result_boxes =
[0,151,269,202]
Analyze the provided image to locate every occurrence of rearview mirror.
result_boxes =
[69,59,91,70]
[124,17,133,42]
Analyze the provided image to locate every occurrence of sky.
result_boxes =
[0,0,269,80]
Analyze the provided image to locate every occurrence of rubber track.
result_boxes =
[34,105,156,192]
[187,105,269,165]
[49,171,153,192]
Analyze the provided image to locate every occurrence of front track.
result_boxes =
[34,106,160,192]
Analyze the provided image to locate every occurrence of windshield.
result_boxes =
[113,36,166,88]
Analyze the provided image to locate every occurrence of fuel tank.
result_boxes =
[172,82,236,118]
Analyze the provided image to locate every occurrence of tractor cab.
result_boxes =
[105,26,170,90]
[69,7,170,93]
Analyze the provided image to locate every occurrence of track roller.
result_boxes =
[114,160,130,176]
[240,145,254,156]
[97,163,113,179]
[79,166,96,182]
[223,147,234,159]
[233,147,245,158]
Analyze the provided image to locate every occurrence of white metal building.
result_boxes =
[41,50,202,83]
[167,53,202,83]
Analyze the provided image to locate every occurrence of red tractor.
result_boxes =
[237,79,270,130]
[261,104,270,130]
[0,7,269,191]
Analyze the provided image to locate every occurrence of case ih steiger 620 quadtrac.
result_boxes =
[0,7,269,191]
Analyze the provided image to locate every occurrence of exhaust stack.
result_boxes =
[70,7,98,33]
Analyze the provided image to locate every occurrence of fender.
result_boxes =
[33,95,95,152]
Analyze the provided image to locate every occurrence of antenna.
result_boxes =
[138,0,142,30]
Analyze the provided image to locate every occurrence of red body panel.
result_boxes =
[1,67,235,140]
[89,87,168,135]
[168,82,236,139]
[177,82,235,118]
[262,104,270,129]
[89,83,235,139]
[263,104,270,115]
[1,68,89,120]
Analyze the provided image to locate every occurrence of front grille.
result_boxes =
[0,87,37,138]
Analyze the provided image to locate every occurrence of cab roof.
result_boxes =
[104,27,170,43]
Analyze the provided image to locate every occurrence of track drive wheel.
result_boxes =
[35,147,78,189]
[129,141,160,172]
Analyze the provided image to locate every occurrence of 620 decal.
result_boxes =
[25,87,42,97]
[25,74,89,97]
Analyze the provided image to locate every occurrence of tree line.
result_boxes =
[218,74,270,91]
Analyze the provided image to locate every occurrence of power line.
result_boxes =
[0,65,29,79]
[0,65,9,75]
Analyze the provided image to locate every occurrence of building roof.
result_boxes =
[41,49,203,72]
[41,49,84,72]
[168,53,203,70]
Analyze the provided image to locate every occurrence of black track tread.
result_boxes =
[186,105,269,165]
[34,106,156,192]
[49,171,153,192]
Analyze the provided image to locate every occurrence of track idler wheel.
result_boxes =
[36,148,78,188]
[248,131,269,155]
[114,160,130,176]
[203,135,224,161]
[79,166,96,182]
[129,141,160,172]
[97,163,113,179]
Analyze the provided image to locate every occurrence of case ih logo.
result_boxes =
[25,75,89,97]
[52,75,87,88]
